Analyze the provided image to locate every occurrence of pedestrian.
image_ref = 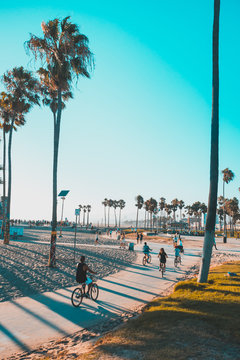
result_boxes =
[140,232,143,244]
[136,232,140,244]
[95,231,99,245]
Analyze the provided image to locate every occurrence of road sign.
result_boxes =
[75,208,80,215]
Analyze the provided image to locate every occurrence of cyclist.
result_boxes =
[158,248,168,271]
[143,242,152,262]
[174,246,181,263]
[76,256,97,297]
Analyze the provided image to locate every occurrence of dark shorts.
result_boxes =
[160,259,166,264]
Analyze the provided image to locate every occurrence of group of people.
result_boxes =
[136,232,144,244]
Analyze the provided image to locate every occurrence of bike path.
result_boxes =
[0,241,201,359]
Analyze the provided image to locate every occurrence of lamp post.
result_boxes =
[74,208,80,262]
[58,190,70,238]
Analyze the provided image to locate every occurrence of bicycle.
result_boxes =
[142,253,152,266]
[71,276,99,307]
[174,255,181,267]
[159,262,166,277]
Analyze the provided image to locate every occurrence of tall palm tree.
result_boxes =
[159,197,166,229]
[112,200,118,227]
[178,200,185,220]
[78,204,82,225]
[191,201,201,230]
[87,205,91,226]
[135,195,144,229]
[26,17,94,267]
[148,197,157,231]
[198,0,220,283]
[1,67,40,244]
[171,199,179,221]
[102,198,108,228]
[222,168,234,241]
[0,92,12,238]
[144,200,149,229]
[107,199,113,227]
[83,206,87,226]
[118,199,126,228]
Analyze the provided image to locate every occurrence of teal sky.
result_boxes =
[0,1,239,223]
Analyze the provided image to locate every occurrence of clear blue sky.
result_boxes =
[0,0,239,223]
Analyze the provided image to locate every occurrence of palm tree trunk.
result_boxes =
[198,0,220,283]
[136,208,139,229]
[108,206,110,227]
[119,209,121,228]
[114,208,117,227]
[104,206,106,227]
[144,210,146,229]
[4,118,14,244]
[1,127,6,239]
[49,91,62,267]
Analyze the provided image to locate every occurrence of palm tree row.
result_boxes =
[0,17,94,268]
[78,205,91,226]
[102,198,126,228]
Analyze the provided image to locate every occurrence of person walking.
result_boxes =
[136,232,140,244]
[140,232,143,244]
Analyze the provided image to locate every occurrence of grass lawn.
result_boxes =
[79,262,240,360]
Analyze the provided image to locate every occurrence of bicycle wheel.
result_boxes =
[142,256,147,266]
[90,283,99,301]
[147,255,152,264]
[71,287,83,307]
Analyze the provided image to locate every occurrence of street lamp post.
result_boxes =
[58,190,70,238]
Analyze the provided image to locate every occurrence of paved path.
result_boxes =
[0,240,210,359]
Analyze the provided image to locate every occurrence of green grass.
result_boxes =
[79,262,240,360]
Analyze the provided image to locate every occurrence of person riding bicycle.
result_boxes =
[76,255,97,297]
[143,242,152,261]
[174,246,181,261]
[158,248,168,271]
[177,238,184,252]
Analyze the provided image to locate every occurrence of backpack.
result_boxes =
[76,263,87,283]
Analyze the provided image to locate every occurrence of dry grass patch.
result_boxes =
[79,262,240,360]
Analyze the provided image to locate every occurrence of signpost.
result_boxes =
[58,190,70,237]
[74,208,80,262]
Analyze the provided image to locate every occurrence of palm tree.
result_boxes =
[178,200,185,220]
[26,17,94,267]
[164,203,173,226]
[198,0,220,283]
[171,199,179,221]
[86,205,91,226]
[102,198,108,228]
[135,195,144,229]
[191,201,201,230]
[83,206,87,226]
[118,200,126,228]
[148,198,157,231]
[0,92,12,238]
[78,205,82,225]
[112,200,118,227]
[159,197,166,229]
[225,197,239,234]
[1,67,40,244]
[200,203,208,229]
[222,168,234,241]
[144,200,149,229]
[107,199,113,227]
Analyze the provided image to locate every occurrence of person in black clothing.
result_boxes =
[76,256,97,296]
[136,232,140,244]
[140,232,143,244]
[158,248,168,271]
